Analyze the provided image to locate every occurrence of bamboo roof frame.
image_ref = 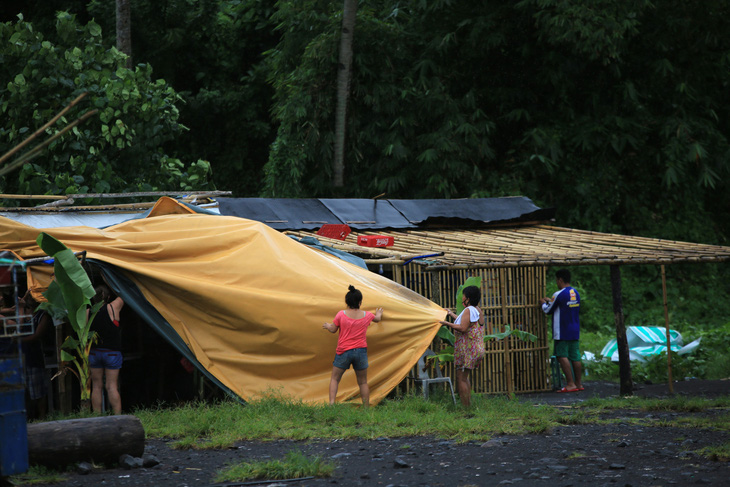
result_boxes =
[286,224,730,269]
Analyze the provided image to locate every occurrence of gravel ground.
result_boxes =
[19,379,730,487]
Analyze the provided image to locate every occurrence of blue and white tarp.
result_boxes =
[601,326,701,362]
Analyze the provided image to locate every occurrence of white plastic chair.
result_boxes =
[412,349,456,404]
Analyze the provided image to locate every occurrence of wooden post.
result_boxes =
[499,268,514,397]
[429,270,441,306]
[610,265,633,396]
[661,265,674,394]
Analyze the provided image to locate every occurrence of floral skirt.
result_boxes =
[454,324,486,370]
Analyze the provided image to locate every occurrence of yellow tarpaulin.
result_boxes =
[0,198,445,405]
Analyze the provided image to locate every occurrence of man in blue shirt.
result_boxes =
[541,269,582,392]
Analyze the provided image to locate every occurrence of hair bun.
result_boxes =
[348,285,357,292]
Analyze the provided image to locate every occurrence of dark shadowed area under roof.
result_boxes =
[216,197,554,230]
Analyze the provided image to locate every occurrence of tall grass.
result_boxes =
[134,392,562,449]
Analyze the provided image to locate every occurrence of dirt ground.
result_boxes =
[20,379,730,487]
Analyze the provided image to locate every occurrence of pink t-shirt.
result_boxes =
[333,310,375,354]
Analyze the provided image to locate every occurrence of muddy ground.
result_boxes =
[21,379,730,486]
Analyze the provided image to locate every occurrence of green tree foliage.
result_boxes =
[83,0,277,196]
[0,12,212,198]
[263,0,497,198]
[262,0,730,242]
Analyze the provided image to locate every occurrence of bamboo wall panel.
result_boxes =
[395,265,549,395]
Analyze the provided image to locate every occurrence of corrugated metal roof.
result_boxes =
[285,225,730,268]
[217,196,555,230]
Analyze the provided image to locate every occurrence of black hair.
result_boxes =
[462,285,481,306]
[93,284,113,304]
[555,269,571,283]
[345,285,362,309]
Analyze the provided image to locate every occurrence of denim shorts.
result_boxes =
[89,348,123,370]
[333,347,368,371]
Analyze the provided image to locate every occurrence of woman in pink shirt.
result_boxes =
[323,285,383,407]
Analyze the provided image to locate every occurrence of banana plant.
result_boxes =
[435,275,483,347]
[36,232,102,406]
[429,325,538,364]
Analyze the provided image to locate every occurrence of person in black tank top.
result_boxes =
[89,284,124,414]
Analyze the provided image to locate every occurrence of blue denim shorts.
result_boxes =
[89,348,123,370]
[333,347,368,371]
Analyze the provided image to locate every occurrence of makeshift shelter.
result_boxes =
[218,197,730,395]
[2,195,728,403]
[0,198,445,406]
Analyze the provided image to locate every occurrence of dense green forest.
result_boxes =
[1,1,728,378]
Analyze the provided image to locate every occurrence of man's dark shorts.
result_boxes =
[554,340,581,362]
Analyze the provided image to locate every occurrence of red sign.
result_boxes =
[357,235,394,247]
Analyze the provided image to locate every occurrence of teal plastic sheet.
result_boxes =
[600,326,701,362]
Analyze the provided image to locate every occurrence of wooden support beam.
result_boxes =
[610,265,633,396]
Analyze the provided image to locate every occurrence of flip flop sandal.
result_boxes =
[557,387,579,393]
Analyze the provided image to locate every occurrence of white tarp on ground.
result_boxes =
[601,326,701,362]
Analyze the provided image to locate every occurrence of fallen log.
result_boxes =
[27,415,144,467]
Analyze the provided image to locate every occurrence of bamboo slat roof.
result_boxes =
[285,225,730,269]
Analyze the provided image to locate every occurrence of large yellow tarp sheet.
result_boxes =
[0,198,445,405]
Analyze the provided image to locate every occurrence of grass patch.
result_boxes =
[648,414,730,431]
[132,392,730,449]
[10,465,67,485]
[580,394,730,412]
[214,450,335,483]
[695,442,730,461]
[556,409,601,425]
[134,392,562,448]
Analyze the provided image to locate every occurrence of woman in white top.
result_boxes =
[439,285,485,407]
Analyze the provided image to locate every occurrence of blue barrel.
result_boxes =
[0,357,29,477]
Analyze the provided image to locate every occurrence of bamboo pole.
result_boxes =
[0,190,232,201]
[0,93,88,167]
[499,268,514,397]
[0,109,99,178]
[661,265,674,394]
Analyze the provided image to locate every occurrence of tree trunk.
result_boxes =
[332,0,358,188]
[610,265,633,396]
[27,415,144,467]
[116,0,132,68]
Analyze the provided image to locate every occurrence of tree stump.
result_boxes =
[27,415,144,467]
